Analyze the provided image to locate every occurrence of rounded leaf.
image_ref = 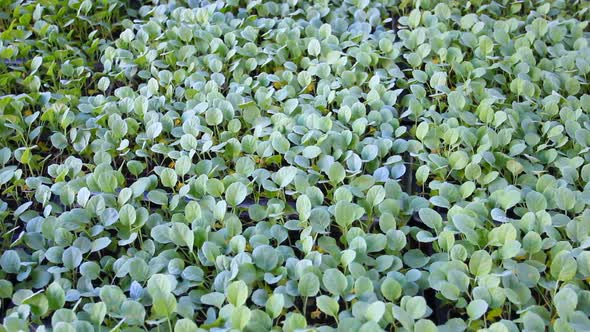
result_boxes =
[467,299,488,320]
[226,182,248,207]
[322,268,347,296]
[226,280,249,307]
[298,273,320,297]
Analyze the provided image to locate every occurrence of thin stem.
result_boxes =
[167,317,173,332]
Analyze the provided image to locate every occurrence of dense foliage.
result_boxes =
[1,0,589,331]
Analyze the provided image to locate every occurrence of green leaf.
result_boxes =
[296,194,312,221]
[185,201,202,222]
[316,295,339,318]
[152,292,177,318]
[302,146,322,159]
[441,282,460,300]
[231,306,251,331]
[322,268,347,296]
[365,301,385,322]
[298,273,320,297]
[226,182,248,207]
[47,282,65,310]
[91,237,112,252]
[405,296,427,319]
[253,245,278,271]
[62,247,82,270]
[206,178,225,197]
[84,302,107,325]
[175,318,198,332]
[175,155,192,176]
[226,280,249,307]
[98,77,110,92]
[500,240,521,259]
[392,306,414,331]
[555,187,575,211]
[366,185,385,207]
[551,251,577,281]
[334,201,359,229]
[151,224,171,244]
[205,108,223,126]
[380,278,401,301]
[449,151,469,170]
[119,204,136,226]
[526,191,547,212]
[20,148,32,165]
[201,292,225,308]
[53,322,75,332]
[414,319,438,332]
[506,160,523,177]
[275,166,298,188]
[469,250,493,277]
[170,222,194,250]
[488,223,517,246]
[497,189,521,210]
[0,280,13,298]
[465,163,481,180]
[327,162,346,184]
[522,231,542,254]
[128,258,149,282]
[265,293,284,319]
[160,168,178,188]
[271,134,290,154]
[522,311,545,331]
[308,38,321,57]
[284,313,307,332]
[120,300,146,325]
[30,56,42,73]
[418,208,442,231]
[147,274,175,295]
[408,8,422,28]
[467,299,488,320]
[0,250,20,273]
[23,293,48,316]
[416,122,429,140]
[0,166,16,186]
[416,165,430,185]
[340,249,356,267]
[554,288,577,318]
[99,286,125,313]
